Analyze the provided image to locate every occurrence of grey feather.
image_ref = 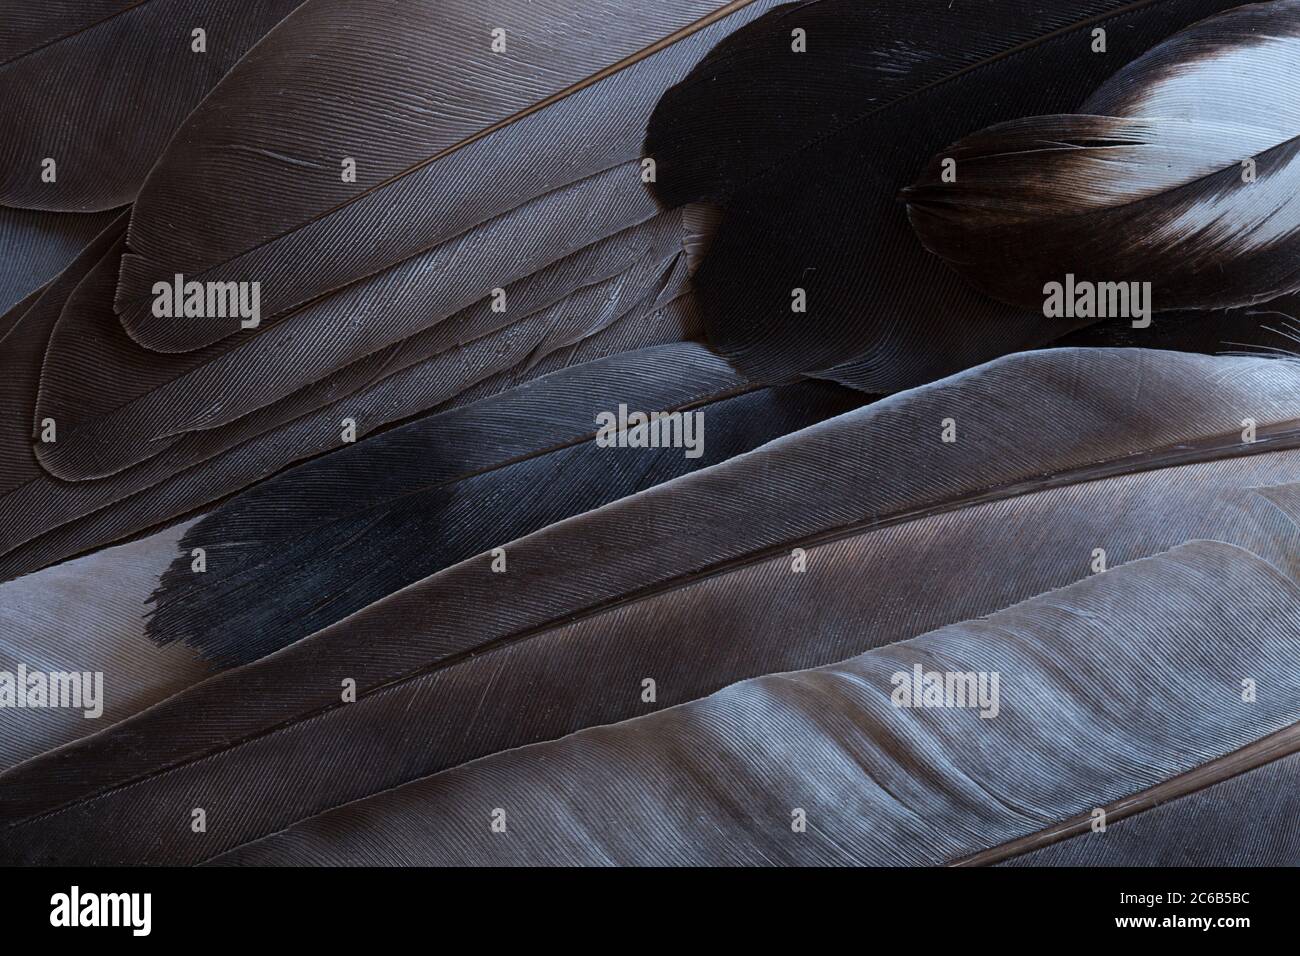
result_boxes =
[5,348,1300,863]
[212,539,1300,866]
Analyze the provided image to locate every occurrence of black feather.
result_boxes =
[905,0,1300,318]
[644,0,1248,388]
[0,219,697,581]
[0,206,120,313]
[146,345,867,666]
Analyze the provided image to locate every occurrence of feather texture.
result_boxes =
[21,1,807,491]
[1,214,129,514]
[0,519,209,773]
[905,0,1300,315]
[643,0,1248,388]
[210,540,1300,866]
[0,206,120,313]
[0,313,707,775]
[0,301,700,584]
[5,0,1296,871]
[1001,750,1300,866]
[5,348,1300,863]
[146,345,866,666]
[34,195,681,481]
[0,0,304,211]
[112,0,775,348]
[29,0,1254,491]
[0,216,699,581]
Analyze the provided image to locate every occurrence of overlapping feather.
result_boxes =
[146,346,866,666]
[11,0,787,540]
[905,0,1300,315]
[0,217,700,581]
[1,0,1298,871]
[643,0,1248,387]
[4,347,1300,863]
[0,0,304,212]
[211,539,1300,866]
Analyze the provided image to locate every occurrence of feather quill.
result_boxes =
[5,348,1300,863]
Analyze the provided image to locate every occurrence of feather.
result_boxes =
[1000,751,1300,866]
[6,347,1300,863]
[904,0,1300,317]
[0,213,129,511]
[33,196,683,481]
[0,206,120,313]
[15,0,790,489]
[112,0,779,349]
[643,0,1248,389]
[0,0,305,211]
[1056,296,1300,355]
[0,287,44,342]
[0,322,708,780]
[0,286,702,590]
[32,1,1250,486]
[208,539,1300,866]
[0,519,210,774]
[42,0,793,485]
[0,335,715,767]
[0,210,697,580]
[146,347,866,666]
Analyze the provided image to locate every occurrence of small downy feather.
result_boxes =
[6,347,1300,863]
[0,0,304,211]
[643,0,1247,389]
[145,345,866,666]
[210,538,1300,866]
[904,0,1300,315]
